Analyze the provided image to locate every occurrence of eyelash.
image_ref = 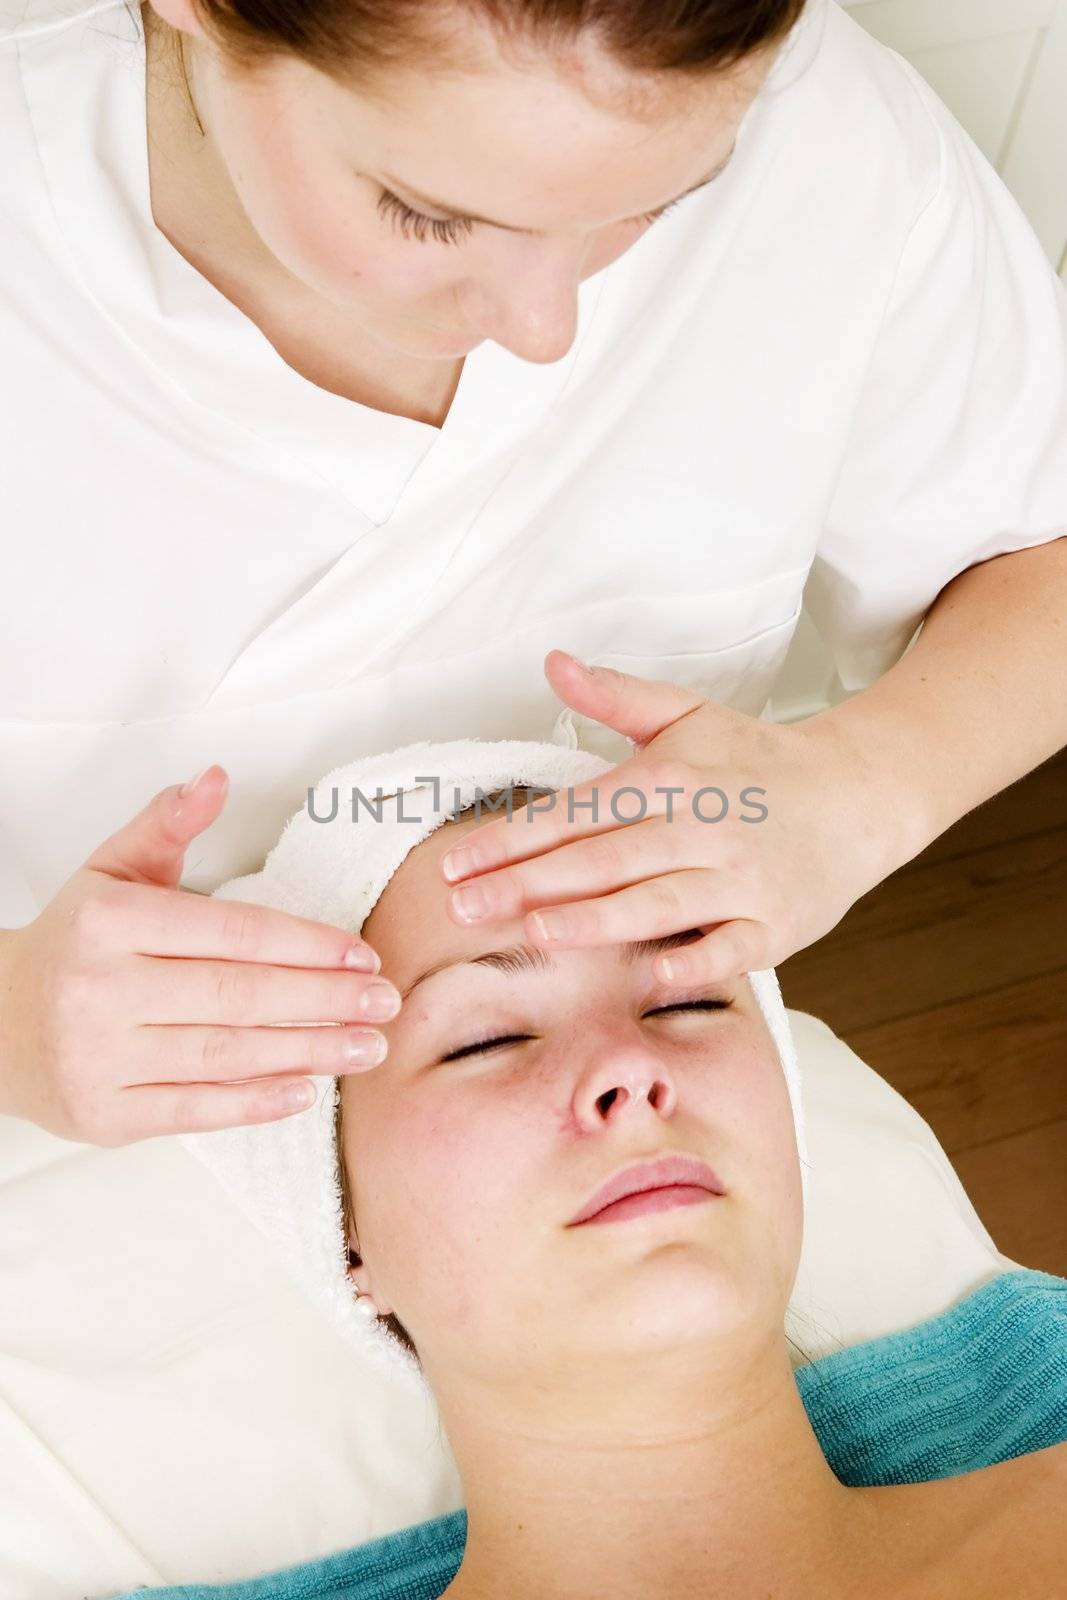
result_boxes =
[376,189,683,247]
[440,998,732,1063]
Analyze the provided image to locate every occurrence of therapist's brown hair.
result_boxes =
[188,0,806,84]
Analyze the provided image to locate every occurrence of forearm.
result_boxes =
[0,928,15,1115]
[806,535,1067,865]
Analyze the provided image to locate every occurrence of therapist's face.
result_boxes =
[338,807,804,1391]
[146,0,776,363]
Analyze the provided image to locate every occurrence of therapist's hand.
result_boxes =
[0,767,399,1146]
[436,650,922,984]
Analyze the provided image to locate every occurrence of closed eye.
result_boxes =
[377,189,685,247]
[439,998,732,1063]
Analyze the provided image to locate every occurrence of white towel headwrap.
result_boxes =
[179,739,808,1395]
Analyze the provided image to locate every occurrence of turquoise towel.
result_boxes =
[110,1267,1067,1600]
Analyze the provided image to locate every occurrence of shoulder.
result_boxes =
[1,0,139,194]
[863,1442,1067,1597]
[785,0,946,191]
[936,1443,1067,1595]
[1,0,135,47]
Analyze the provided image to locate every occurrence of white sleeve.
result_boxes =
[806,66,1067,694]
[0,828,40,928]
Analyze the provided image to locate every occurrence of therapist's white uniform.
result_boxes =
[3,0,1067,924]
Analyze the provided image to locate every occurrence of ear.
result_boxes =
[346,1245,395,1317]
[144,0,206,38]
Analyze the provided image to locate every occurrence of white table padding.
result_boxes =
[0,1010,1013,1600]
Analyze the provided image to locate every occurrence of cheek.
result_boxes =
[720,1047,805,1272]
[712,1045,801,1204]
[585,223,646,277]
[352,1081,546,1320]
[261,181,453,299]
[214,101,420,293]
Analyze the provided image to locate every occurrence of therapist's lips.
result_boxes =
[567,1154,725,1227]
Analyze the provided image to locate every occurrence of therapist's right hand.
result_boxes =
[0,766,401,1146]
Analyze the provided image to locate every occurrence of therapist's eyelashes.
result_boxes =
[439,996,732,1063]
[377,190,475,246]
[376,190,684,247]
[642,198,683,225]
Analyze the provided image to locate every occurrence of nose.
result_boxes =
[475,244,584,363]
[573,1042,679,1130]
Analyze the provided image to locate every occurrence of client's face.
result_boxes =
[340,812,803,1385]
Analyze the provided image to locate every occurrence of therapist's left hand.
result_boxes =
[437,650,922,983]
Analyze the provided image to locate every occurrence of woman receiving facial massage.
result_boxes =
[110,739,1067,1600]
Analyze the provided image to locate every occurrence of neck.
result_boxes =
[430,1331,886,1600]
[143,7,277,282]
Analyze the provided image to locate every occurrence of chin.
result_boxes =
[326,293,482,360]
[580,1253,765,1351]
[376,319,485,360]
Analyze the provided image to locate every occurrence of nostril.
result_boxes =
[595,1083,661,1115]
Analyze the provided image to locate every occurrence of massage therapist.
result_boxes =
[1,0,1065,1147]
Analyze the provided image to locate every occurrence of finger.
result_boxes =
[127,955,401,1027]
[92,880,381,973]
[519,867,736,950]
[439,757,694,882]
[543,650,705,749]
[84,767,228,890]
[117,1075,322,1140]
[446,815,690,927]
[656,920,772,985]
[131,1022,390,1083]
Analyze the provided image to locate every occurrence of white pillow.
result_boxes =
[0,1009,1012,1600]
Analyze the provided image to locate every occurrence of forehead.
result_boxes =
[361,814,769,1041]
[362,811,521,963]
[304,19,765,223]
[340,6,755,120]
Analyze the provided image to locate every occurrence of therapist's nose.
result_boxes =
[571,1040,679,1131]
[477,243,584,363]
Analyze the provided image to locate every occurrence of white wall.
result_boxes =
[769,0,1067,722]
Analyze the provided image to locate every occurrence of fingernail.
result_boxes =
[568,653,596,675]
[178,766,210,798]
[441,847,478,883]
[359,982,401,1021]
[660,956,687,982]
[531,909,569,940]
[343,1031,388,1067]
[452,884,490,922]
[343,944,380,973]
[274,1080,315,1109]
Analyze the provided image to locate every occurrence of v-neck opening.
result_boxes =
[16,0,617,705]
[17,0,481,521]
[19,0,612,523]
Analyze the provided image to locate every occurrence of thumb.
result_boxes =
[83,765,229,888]
[545,649,705,748]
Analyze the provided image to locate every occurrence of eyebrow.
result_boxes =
[399,928,705,1001]
[378,146,736,235]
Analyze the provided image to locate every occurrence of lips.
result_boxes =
[567,1153,725,1227]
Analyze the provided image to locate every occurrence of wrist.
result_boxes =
[0,928,17,1118]
[795,709,937,883]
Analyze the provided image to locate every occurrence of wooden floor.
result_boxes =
[778,745,1067,1275]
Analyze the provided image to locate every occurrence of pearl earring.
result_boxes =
[353,1288,381,1320]
[348,1246,380,1319]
